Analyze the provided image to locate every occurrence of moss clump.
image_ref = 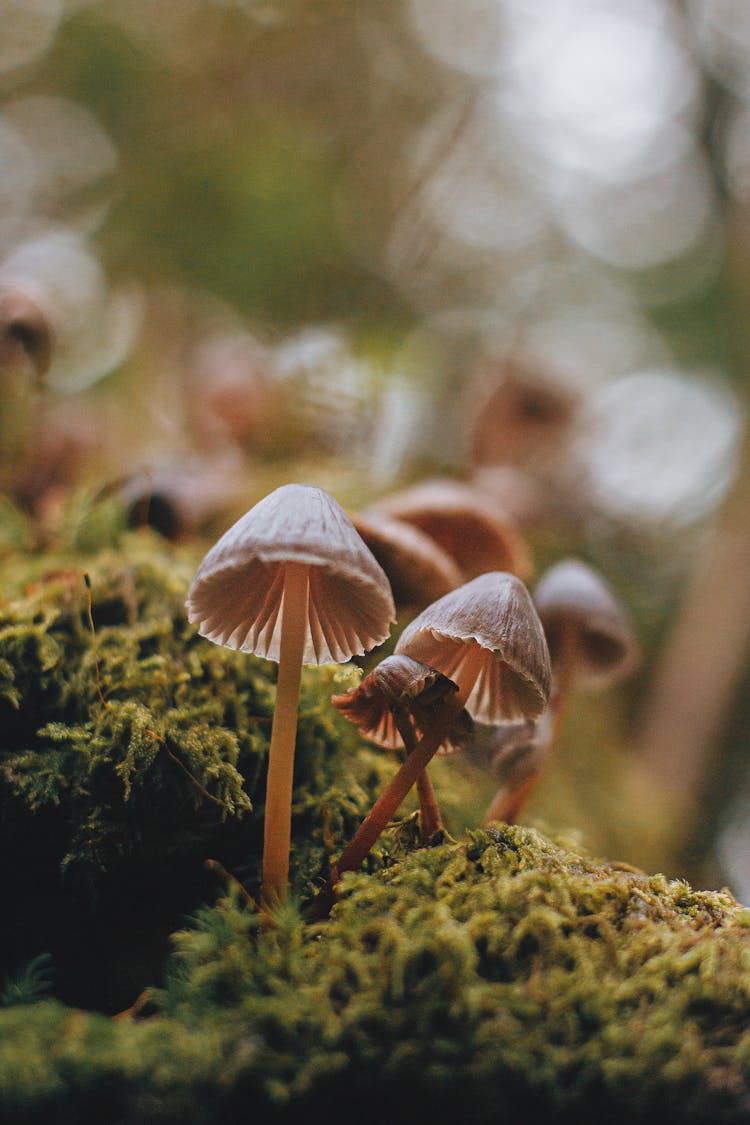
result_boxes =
[2,505,749,1122]
[0,522,392,1010]
[1,828,749,1123]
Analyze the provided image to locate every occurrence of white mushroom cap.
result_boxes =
[395,571,551,723]
[533,558,639,690]
[186,483,396,664]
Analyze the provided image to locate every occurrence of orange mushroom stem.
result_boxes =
[316,690,467,916]
[331,653,469,845]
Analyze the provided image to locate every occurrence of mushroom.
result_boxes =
[395,570,551,723]
[186,483,396,904]
[467,355,581,473]
[331,653,472,842]
[120,453,243,541]
[533,558,639,695]
[316,571,550,910]
[483,557,639,825]
[0,287,53,382]
[468,710,555,826]
[349,511,462,611]
[0,289,53,485]
[368,478,532,582]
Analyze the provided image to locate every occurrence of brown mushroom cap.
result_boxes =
[121,455,240,540]
[349,511,462,609]
[186,483,396,664]
[533,558,639,689]
[467,355,581,471]
[368,478,532,582]
[0,287,53,380]
[331,653,471,753]
[395,571,551,723]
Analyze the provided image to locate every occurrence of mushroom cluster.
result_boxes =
[186,482,638,915]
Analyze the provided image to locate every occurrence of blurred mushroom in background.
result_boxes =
[0,228,142,395]
[465,351,590,532]
[470,557,639,827]
[0,228,142,515]
[350,510,462,612]
[369,477,532,582]
[185,331,283,456]
[0,286,52,486]
[120,450,245,541]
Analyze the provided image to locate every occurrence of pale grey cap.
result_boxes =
[186,483,396,664]
[395,571,551,723]
[533,558,639,690]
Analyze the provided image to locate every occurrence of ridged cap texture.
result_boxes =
[186,483,396,664]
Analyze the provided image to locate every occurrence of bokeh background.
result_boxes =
[3,0,750,898]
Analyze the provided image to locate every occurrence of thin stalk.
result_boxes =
[314,694,464,915]
[484,772,537,826]
[393,709,443,842]
[261,561,309,906]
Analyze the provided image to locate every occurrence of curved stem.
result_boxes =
[261,562,309,906]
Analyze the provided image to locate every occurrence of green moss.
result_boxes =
[1,830,749,1123]
[1,509,749,1121]
[0,519,391,1009]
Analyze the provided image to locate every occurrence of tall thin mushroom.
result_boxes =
[317,571,550,911]
[186,483,395,905]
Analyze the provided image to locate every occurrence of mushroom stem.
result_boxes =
[484,689,561,825]
[315,693,464,914]
[261,561,310,905]
[392,709,443,842]
[415,770,444,842]
[484,772,538,826]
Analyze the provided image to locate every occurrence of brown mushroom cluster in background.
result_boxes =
[369,478,532,583]
[349,510,462,611]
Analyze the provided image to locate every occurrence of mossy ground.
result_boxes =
[1,500,749,1123]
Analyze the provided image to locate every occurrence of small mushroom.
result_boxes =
[331,653,472,841]
[120,453,243,540]
[533,558,639,694]
[368,478,532,582]
[484,558,639,825]
[317,572,550,909]
[186,483,396,904]
[0,287,54,381]
[467,355,581,472]
[349,511,462,611]
[468,709,555,826]
[0,288,53,483]
[396,570,551,723]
